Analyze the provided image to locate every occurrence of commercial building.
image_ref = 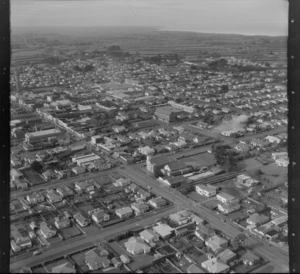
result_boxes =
[196,185,217,197]
[146,156,171,177]
[72,153,101,167]
[154,106,184,123]
[25,128,62,143]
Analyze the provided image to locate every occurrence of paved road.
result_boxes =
[118,165,289,273]
[10,206,177,272]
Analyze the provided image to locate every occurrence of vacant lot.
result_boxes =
[186,246,208,265]
[22,168,45,186]
[201,197,219,209]
[182,152,216,168]
[186,191,210,203]
[59,225,82,240]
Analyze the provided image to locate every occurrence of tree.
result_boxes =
[220,85,229,93]
[107,45,121,51]
[231,233,247,251]
[31,161,43,173]
[212,145,238,171]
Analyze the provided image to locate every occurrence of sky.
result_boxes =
[11,0,288,36]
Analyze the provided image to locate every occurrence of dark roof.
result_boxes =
[149,156,171,166]
[165,160,187,171]
[265,229,278,237]
[167,176,187,184]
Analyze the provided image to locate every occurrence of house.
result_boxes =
[14,179,28,190]
[205,235,228,253]
[275,158,289,167]
[54,217,71,229]
[85,248,110,271]
[218,203,241,214]
[120,254,130,264]
[124,237,151,255]
[111,257,122,268]
[149,197,167,208]
[153,223,173,238]
[45,190,63,203]
[250,138,267,148]
[187,264,205,273]
[265,229,279,241]
[92,209,110,223]
[56,186,74,197]
[131,202,149,216]
[247,213,269,227]
[191,214,205,225]
[139,229,159,244]
[241,250,260,266]
[237,174,260,188]
[74,213,91,227]
[201,258,230,273]
[265,135,281,144]
[272,152,288,160]
[217,249,238,264]
[115,207,133,219]
[26,192,45,205]
[196,185,217,197]
[40,222,56,239]
[169,210,192,225]
[195,225,216,241]
[12,229,32,249]
[72,166,86,175]
[51,262,76,273]
[74,181,94,192]
[10,169,24,181]
[137,189,151,199]
[113,177,131,187]
[128,183,139,193]
[234,142,250,152]
[42,170,56,180]
[11,240,21,253]
[217,193,239,205]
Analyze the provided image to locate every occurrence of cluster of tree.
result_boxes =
[212,144,240,171]
[73,64,95,73]
[107,45,122,51]
[233,65,267,72]
[202,113,215,125]
[220,84,229,93]
[208,58,228,68]
[43,56,61,65]
[30,161,43,173]
[230,233,247,251]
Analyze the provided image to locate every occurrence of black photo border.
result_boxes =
[0,0,299,272]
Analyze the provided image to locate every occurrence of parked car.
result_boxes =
[33,250,41,256]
